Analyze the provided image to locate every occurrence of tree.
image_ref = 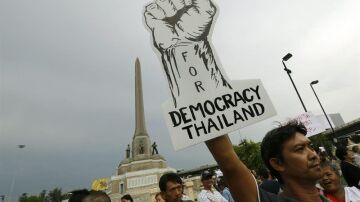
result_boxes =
[47,188,63,202]
[19,193,43,202]
[18,188,65,202]
[309,133,334,158]
[233,139,266,173]
[19,193,28,202]
[39,190,47,202]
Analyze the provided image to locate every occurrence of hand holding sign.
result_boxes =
[144,0,232,107]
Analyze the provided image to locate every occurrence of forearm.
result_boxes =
[158,40,232,105]
[205,135,258,202]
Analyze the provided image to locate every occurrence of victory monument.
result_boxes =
[109,59,176,202]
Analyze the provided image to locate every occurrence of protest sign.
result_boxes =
[163,79,276,150]
[292,112,327,137]
[144,0,276,150]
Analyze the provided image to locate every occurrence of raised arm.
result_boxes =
[205,135,258,202]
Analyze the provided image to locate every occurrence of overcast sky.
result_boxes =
[1,0,359,198]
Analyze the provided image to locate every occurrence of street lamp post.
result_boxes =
[310,80,335,134]
[282,53,308,112]
[8,145,26,202]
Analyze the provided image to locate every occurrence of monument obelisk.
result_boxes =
[117,58,168,175]
[110,59,176,201]
[131,58,151,159]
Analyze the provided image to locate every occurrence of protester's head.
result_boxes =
[335,146,353,161]
[83,191,111,202]
[68,189,90,202]
[257,168,270,181]
[216,177,227,191]
[155,192,165,202]
[121,194,133,202]
[352,145,359,154]
[200,170,214,190]
[319,161,342,194]
[159,172,183,202]
[261,120,321,184]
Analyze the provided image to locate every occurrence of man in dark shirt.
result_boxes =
[335,146,360,188]
[258,169,280,194]
[206,120,330,202]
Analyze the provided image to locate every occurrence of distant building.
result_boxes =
[316,113,345,129]
[328,113,345,127]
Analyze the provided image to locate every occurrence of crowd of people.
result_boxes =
[156,121,360,202]
[68,121,359,202]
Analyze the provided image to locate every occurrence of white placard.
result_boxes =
[292,112,327,137]
[144,0,276,150]
[163,79,276,150]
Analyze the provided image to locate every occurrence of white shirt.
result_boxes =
[198,189,228,202]
[344,186,360,202]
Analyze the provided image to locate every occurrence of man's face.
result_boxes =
[162,181,183,202]
[279,133,322,183]
[121,199,131,202]
[319,166,341,193]
[201,177,213,190]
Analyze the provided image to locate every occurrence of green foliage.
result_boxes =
[19,193,43,202]
[47,188,63,202]
[309,133,334,157]
[233,139,266,173]
[18,188,65,202]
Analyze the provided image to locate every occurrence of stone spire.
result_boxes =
[132,58,151,159]
[134,57,148,136]
[117,58,166,175]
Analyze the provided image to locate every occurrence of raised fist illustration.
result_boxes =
[144,0,232,108]
[144,0,216,50]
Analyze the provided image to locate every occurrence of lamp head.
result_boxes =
[310,80,319,85]
[282,53,293,61]
[284,68,292,74]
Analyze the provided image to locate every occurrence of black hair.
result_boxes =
[159,172,183,192]
[260,120,307,184]
[121,194,133,202]
[335,146,348,161]
[85,190,111,202]
[257,168,270,179]
[68,189,90,202]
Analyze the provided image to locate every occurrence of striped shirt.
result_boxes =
[198,189,228,202]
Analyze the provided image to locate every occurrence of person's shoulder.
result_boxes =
[223,187,230,194]
[258,188,279,202]
[319,194,332,202]
[343,161,360,170]
[344,186,360,194]
[214,190,222,195]
[198,190,206,194]
[197,190,207,198]
[181,200,193,202]
[259,189,303,202]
